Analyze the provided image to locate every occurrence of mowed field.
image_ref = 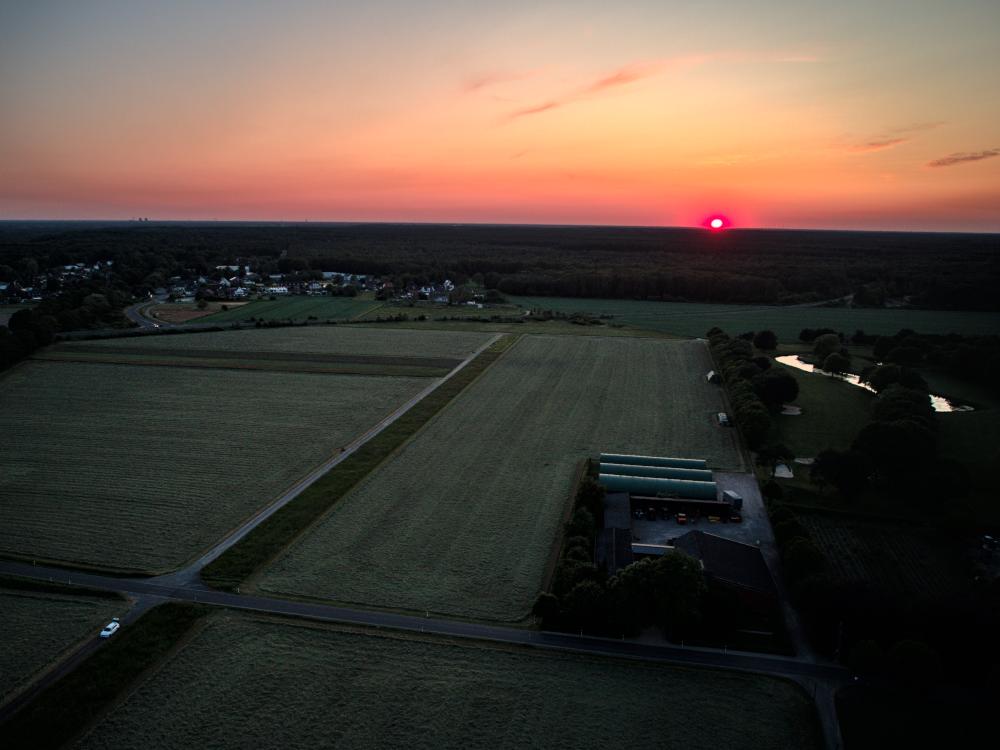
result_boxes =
[200,296,381,322]
[512,296,1000,339]
[0,588,123,702]
[261,334,742,621]
[774,362,873,457]
[0,361,433,572]
[76,615,821,750]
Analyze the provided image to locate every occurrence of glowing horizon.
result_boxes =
[1,1,999,232]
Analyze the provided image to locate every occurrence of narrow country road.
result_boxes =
[0,559,850,686]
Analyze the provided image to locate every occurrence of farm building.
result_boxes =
[595,528,635,577]
[600,453,707,470]
[600,462,714,482]
[672,531,777,612]
[599,474,717,499]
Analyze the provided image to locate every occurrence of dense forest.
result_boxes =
[1,221,998,309]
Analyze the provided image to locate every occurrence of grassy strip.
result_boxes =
[202,335,517,591]
[0,602,209,749]
[0,574,126,601]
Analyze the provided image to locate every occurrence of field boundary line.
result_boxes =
[197,333,509,588]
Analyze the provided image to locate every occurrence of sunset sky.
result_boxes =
[1,1,998,230]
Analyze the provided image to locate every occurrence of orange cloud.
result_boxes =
[927,148,1000,168]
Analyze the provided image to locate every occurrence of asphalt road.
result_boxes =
[123,297,163,328]
[0,594,159,724]
[0,559,849,685]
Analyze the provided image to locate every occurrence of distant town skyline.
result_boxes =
[1,1,999,231]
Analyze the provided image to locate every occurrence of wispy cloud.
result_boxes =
[509,100,561,119]
[927,148,1000,168]
[845,121,944,154]
[462,70,538,93]
[505,58,687,121]
[849,137,911,153]
[890,121,945,135]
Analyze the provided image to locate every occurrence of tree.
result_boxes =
[813,332,842,359]
[735,403,771,448]
[532,592,560,627]
[752,369,799,409]
[196,298,208,310]
[562,580,607,631]
[822,351,851,373]
[861,364,928,394]
[853,419,936,474]
[753,329,778,351]
[810,449,871,498]
[649,551,707,638]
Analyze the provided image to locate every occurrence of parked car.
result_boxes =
[717,412,731,426]
[99,618,120,638]
[676,512,688,525]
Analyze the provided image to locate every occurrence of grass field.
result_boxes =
[200,296,381,322]
[0,589,123,702]
[797,512,967,598]
[0,361,432,572]
[58,325,492,360]
[511,296,1000,339]
[260,334,743,621]
[76,615,821,750]
[773,361,873,457]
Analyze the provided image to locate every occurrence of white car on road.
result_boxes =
[99,618,120,638]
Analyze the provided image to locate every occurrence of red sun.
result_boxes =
[703,215,730,231]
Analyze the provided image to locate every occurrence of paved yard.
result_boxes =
[629,472,772,548]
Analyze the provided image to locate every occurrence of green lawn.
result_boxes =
[199,296,381,322]
[259,334,743,621]
[511,296,1000,340]
[773,361,873,457]
[76,615,822,750]
[0,588,124,702]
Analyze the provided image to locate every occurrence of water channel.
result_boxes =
[774,355,973,413]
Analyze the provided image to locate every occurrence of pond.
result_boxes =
[774,355,974,413]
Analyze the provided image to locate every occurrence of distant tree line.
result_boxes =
[0,285,129,370]
[3,223,997,310]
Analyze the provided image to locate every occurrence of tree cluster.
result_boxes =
[707,328,797,448]
[3,223,997,310]
[535,475,707,638]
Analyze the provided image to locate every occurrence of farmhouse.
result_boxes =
[631,531,777,612]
